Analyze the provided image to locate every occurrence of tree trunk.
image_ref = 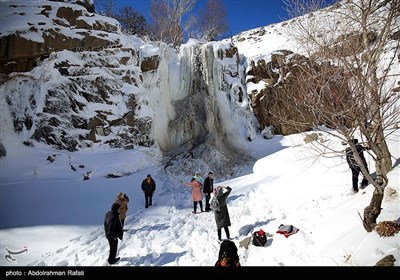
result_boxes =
[379,138,392,174]
[363,187,384,232]
[363,127,390,232]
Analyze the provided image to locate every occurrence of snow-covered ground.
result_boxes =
[1,129,399,267]
[1,0,399,269]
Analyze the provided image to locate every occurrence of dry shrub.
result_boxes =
[375,221,400,237]
[384,187,397,202]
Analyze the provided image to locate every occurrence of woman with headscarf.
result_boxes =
[215,240,241,267]
[115,192,129,228]
[214,186,232,240]
[181,178,204,214]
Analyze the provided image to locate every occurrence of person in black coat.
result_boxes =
[203,171,214,212]
[345,139,370,193]
[214,186,232,240]
[215,240,241,267]
[141,174,156,208]
[104,203,123,265]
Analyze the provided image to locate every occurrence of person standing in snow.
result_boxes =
[104,202,123,265]
[194,171,204,185]
[214,186,232,241]
[203,171,214,212]
[115,192,129,228]
[180,178,204,214]
[141,174,156,208]
[345,139,370,193]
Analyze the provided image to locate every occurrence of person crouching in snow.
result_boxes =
[215,240,241,267]
[180,178,203,214]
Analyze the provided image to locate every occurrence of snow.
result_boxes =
[1,0,399,269]
[1,129,399,267]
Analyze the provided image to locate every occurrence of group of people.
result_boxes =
[179,171,233,243]
[103,174,155,265]
[103,139,370,266]
[103,171,238,266]
[180,171,215,213]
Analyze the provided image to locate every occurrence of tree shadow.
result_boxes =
[392,157,400,169]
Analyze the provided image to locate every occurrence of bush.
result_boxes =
[375,221,400,237]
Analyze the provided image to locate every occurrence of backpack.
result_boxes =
[252,229,267,247]
[210,196,220,211]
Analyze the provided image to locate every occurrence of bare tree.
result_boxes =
[149,0,197,47]
[116,6,148,36]
[150,1,167,42]
[94,0,116,17]
[182,13,198,39]
[198,0,229,41]
[277,0,400,232]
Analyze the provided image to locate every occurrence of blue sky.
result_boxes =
[112,0,291,36]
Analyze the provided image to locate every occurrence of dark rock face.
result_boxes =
[375,255,396,266]
[1,1,158,151]
[141,56,160,72]
[247,50,313,135]
[0,1,121,74]
[27,49,154,151]
[247,49,354,135]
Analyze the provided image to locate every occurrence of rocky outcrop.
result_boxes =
[141,56,160,72]
[330,31,377,57]
[0,1,159,151]
[3,44,154,151]
[375,255,396,266]
[0,1,121,74]
[247,49,353,135]
[247,50,310,135]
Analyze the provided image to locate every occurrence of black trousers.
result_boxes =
[194,201,203,213]
[205,193,211,211]
[218,227,230,240]
[107,238,118,264]
[145,194,153,208]
[351,166,368,192]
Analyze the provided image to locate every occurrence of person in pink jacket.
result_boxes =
[181,178,204,214]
